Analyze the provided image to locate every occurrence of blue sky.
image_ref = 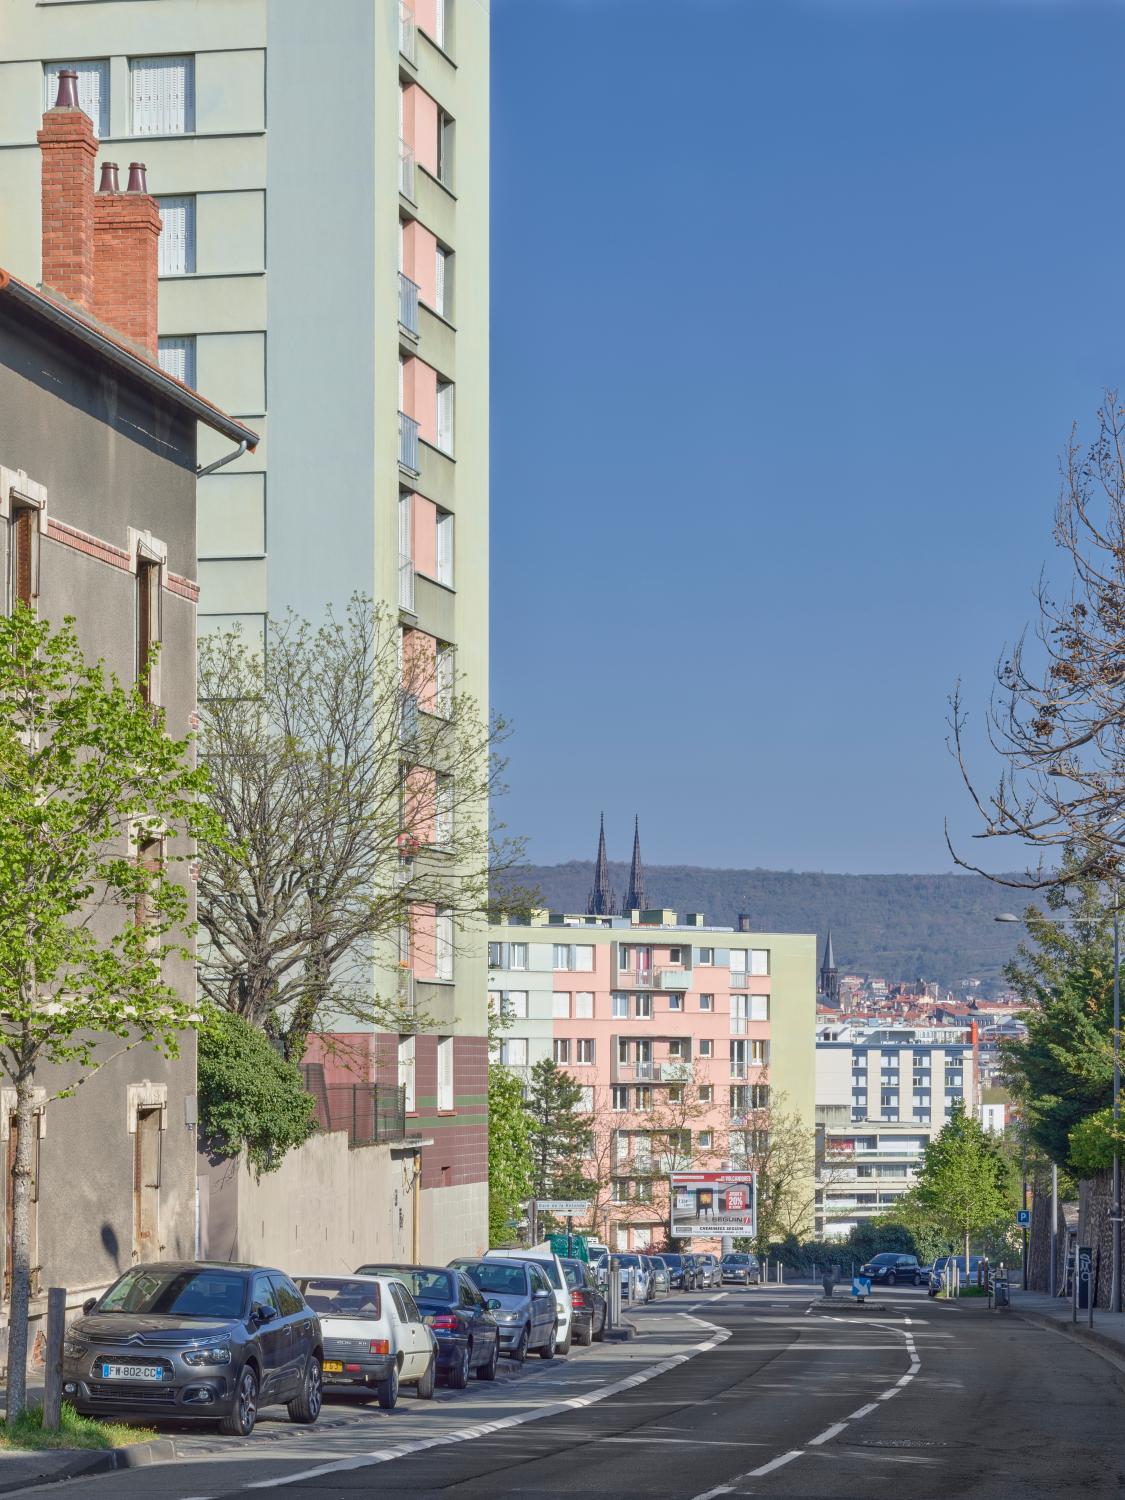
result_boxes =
[489,0,1125,875]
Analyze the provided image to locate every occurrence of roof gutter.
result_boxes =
[0,271,258,450]
[197,440,248,478]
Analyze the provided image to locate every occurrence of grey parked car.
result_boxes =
[61,1262,323,1437]
[696,1253,721,1288]
[720,1252,760,1285]
[647,1256,671,1296]
[452,1259,557,1363]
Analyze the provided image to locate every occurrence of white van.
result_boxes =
[483,1249,573,1354]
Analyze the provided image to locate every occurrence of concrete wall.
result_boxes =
[200,1132,420,1274]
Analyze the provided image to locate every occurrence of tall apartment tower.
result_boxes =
[0,0,491,1256]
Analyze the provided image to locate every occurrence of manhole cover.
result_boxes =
[851,1439,948,1450]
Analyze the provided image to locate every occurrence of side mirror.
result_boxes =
[486,1298,501,1311]
[254,1303,277,1324]
[82,1297,98,1315]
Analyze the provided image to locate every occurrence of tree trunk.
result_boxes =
[6,1074,36,1420]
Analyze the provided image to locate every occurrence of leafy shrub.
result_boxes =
[198,1009,318,1174]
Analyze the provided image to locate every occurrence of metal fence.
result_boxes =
[399,410,420,473]
[398,271,420,336]
[301,1069,407,1148]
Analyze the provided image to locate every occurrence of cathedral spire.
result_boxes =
[586,813,618,916]
[820,929,839,1003]
[624,814,647,913]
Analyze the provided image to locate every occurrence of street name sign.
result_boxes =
[535,1199,590,1214]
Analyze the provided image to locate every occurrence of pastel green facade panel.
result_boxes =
[0,63,41,145]
[159,272,266,335]
[196,331,265,414]
[195,50,265,136]
[198,557,267,616]
[198,613,266,649]
[0,148,41,280]
[198,417,268,470]
[197,191,265,274]
[198,472,265,558]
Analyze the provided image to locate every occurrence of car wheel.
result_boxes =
[219,1364,258,1437]
[558,1324,572,1356]
[416,1354,436,1399]
[886,1272,897,1287]
[538,1323,557,1360]
[287,1354,323,1425]
[377,1364,399,1410]
[913,1273,922,1286]
[476,1337,499,1381]
[512,1326,529,1364]
[593,1309,606,1343]
[576,1318,593,1347]
[447,1343,470,1390]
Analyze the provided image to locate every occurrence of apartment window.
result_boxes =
[435,245,450,319]
[612,1086,629,1111]
[729,951,746,977]
[699,994,714,1011]
[698,948,714,965]
[434,773,453,848]
[611,1179,629,1204]
[730,995,748,1035]
[157,336,196,389]
[44,61,109,137]
[130,55,195,135]
[668,948,682,964]
[436,380,454,454]
[668,1039,688,1060]
[635,994,652,1019]
[553,1039,570,1065]
[437,1036,454,1110]
[552,992,570,1019]
[576,1039,594,1065]
[500,1037,527,1068]
[634,1178,653,1204]
[750,949,770,976]
[433,0,448,49]
[612,993,628,1019]
[509,943,528,970]
[136,556,160,704]
[699,1085,713,1104]
[699,1038,713,1057]
[500,991,527,1019]
[134,835,162,933]
[749,994,770,1022]
[9,503,38,613]
[579,1085,594,1111]
[398,1035,416,1111]
[635,1086,652,1111]
[751,1039,770,1065]
[435,907,453,980]
[132,1104,163,1260]
[574,992,594,1019]
[617,1037,629,1065]
[730,1040,747,1079]
[699,1130,713,1150]
[437,111,454,187]
[435,510,453,586]
[553,944,594,972]
[750,1084,769,1109]
[668,993,683,1011]
[435,642,454,716]
[156,196,196,276]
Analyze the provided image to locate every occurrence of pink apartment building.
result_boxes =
[488,909,816,1252]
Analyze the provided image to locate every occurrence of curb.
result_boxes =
[0,1438,176,1495]
[603,1321,638,1342]
[1014,1309,1125,1374]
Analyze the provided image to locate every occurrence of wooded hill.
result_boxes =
[512,862,1027,990]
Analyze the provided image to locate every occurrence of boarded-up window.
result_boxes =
[135,836,162,933]
[137,558,160,703]
[133,1106,162,1262]
[10,505,36,611]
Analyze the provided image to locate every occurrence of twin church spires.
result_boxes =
[587,814,647,916]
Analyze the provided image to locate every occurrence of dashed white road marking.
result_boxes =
[808,1421,847,1446]
[749,1449,804,1476]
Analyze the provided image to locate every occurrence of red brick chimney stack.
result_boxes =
[92,161,162,356]
[37,70,97,311]
[37,73,163,357]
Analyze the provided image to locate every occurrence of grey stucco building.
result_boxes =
[0,76,255,1350]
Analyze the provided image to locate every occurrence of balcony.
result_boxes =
[729,972,749,989]
[302,1073,409,1147]
[399,553,415,613]
[397,966,416,1021]
[399,140,416,201]
[398,410,420,474]
[399,691,419,744]
[399,0,417,62]
[398,271,420,337]
[658,969,690,990]
[614,1060,692,1084]
[618,968,654,988]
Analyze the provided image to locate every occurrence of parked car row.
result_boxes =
[590,1248,762,1300]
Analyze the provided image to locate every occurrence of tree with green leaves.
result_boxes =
[900,1103,1016,1263]
[524,1059,592,1201]
[487,1065,533,1245]
[0,608,219,1418]
[197,1010,317,1174]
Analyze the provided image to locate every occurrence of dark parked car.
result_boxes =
[928,1255,984,1296]
[860,1252,924,1287]
[356,1264,500,1386]
[61,1262,323,1436]
[660,1253,697,1291]
[451,1259,557,1362]
[720,1252,760,1285]
[561,1258,607,1344]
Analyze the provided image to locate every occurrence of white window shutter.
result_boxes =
[434,246,446,317]
[156,196,195,276]
[435,510,452,585]
[399,492,413,560]
[157,336,196,388]
[45,61,109,137]
[434,0,446,48]
[436,381,453,454]
[131,56,194,135]
[438,1037,453,1110]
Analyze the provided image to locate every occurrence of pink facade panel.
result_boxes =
[414,0,441,43]
[402,220,438,309]
[411,902,438,979]
[413,494,438,578]
[401,355,438,445]
[402,83,439,177]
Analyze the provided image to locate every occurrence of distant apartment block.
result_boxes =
[0,0,490,1258]
[489,909,816,1252]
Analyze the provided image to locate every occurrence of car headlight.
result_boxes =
[493,1311,519,1323]
[62,1338,87,1359]
[182,1342,232,1367]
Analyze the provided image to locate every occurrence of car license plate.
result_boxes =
[322,1360,344,1373]
[100,1362,162,1381]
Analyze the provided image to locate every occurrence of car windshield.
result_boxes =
[297,1278,381,1319]
[561,1261,586,1288]
[868,1254,900,1265]
[723,1255,749,1264]
[461,1263,528,1296]
[662,1255,683,1266]
[617,1255,642,1268]
[98,1268,246,1319]
[356,1267,454,1302]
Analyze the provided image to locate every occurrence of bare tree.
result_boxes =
[729,1095,819,1244]
[197,596,518,1060]
[949,393,1125,890]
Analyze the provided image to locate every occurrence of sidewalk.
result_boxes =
[1010,1287,1125,1367]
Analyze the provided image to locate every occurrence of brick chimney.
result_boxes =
[37,73,162,357]
[92,162,162,356]
[37,70,97,311]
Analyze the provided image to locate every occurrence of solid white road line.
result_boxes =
[245,1314,732,1490]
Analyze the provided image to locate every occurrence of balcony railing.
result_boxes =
[620,969,654,988]
[399,553,415,612]
[399,0,417,62]
[398,410,420,474]
[301,1070,408,1148]
[657,969,690,990]
[398,966,416,1020]
[730,972,749,989]
[399,139,416,201]
[398,271,420,336]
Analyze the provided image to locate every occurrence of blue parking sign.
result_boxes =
[1016,1209,1031,1227]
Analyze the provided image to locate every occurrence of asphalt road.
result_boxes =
[14,1285,1125,1499]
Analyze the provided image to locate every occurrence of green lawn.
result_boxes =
[0,1403,154,1452]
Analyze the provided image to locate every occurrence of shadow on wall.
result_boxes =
[100,1223,121,1272]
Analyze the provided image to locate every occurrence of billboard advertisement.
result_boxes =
[670,1171,756,1239]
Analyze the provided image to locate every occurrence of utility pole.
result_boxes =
[1051,1162,1058,1298]
[1113,892,1121,1314]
